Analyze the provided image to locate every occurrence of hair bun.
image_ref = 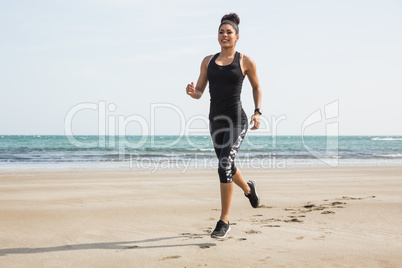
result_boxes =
[221,13,240,26]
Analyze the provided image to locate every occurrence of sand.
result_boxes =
[0,166,402,267]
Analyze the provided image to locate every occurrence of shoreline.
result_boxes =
[2,135,402,172]
[1,158,401,172]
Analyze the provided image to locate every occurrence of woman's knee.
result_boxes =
[218,168,233,183]
[217,159,236,183]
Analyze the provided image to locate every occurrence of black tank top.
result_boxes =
[207,51,247,123]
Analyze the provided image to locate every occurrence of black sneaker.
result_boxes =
[210,220,231,238]
[245,180,260,208]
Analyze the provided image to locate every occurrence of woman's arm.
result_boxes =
[186,55,212,99]
[243,55,262,130]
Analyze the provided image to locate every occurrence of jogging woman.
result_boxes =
[186,13,262,238]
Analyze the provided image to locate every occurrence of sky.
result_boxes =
[0,0,401,136]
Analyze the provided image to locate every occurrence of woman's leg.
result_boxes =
[219,182,233,223]
[220,168,253,222]
[216,123,248,222]
[232,168,251,194]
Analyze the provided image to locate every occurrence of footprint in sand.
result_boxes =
[245,230,262,234]
[342,196,375,200]
[301,199,348,213]
[321,211,335,214]
[284,218,303,223]
[304,204,315,209]
[342,196,362,200]
[189,236,203,239]
[257,218,282,224]
[161,255,181,260]
[331,201,346,206]
[259,205,274,208]
[179,233,205,240]
[314,206,327,211]
[262,224,281,228]
[330,201,346,208]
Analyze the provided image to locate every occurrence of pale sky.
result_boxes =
[1,0,401,136]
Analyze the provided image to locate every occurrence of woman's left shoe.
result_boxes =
[245,180,260,208]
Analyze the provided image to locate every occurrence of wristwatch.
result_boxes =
[254,108,262,115]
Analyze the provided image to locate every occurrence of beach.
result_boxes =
[1,166,401,267]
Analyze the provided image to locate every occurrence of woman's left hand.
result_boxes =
[250,113,260,130]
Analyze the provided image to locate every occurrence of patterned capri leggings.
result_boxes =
[209,118,248,183]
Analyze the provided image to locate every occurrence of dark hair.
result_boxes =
[219,13,240,34]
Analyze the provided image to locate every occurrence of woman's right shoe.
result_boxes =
[210,220,231,238]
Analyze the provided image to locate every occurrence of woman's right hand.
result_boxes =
[186,82,196,97]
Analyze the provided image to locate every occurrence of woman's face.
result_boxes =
[218,24,239,48]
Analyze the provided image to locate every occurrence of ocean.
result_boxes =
[1,135,401,171]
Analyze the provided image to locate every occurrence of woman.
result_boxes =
[186,13,262,239]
